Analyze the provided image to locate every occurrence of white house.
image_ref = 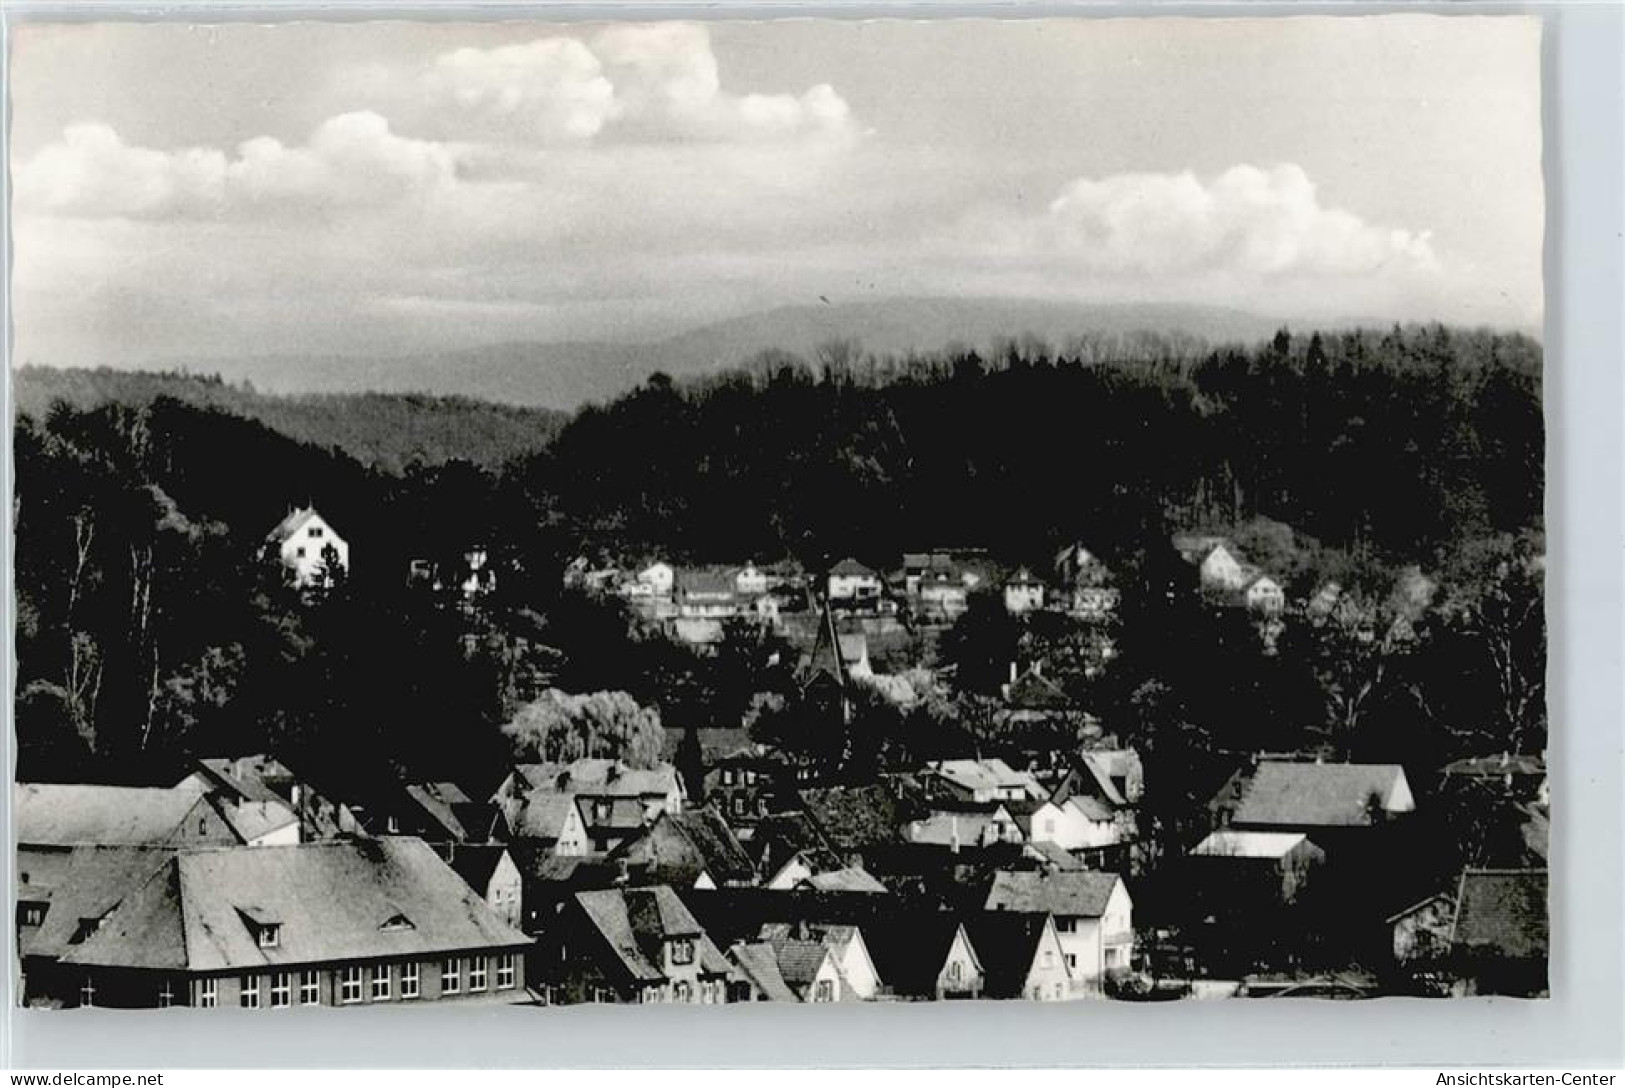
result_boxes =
[759,922,882,1001]
[1026,795,1125,854]
[638,561,676,597]
[827,558,884,602]
[1003,569,1047,614]
[1243,575,1286,614]
[1198,544,1249,592]
[735,562,770,597]
[985,870,1134,991]
[264,507,348,589]
[926,759,1046,804]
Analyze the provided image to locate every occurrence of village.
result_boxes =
[13,505,1550,1011]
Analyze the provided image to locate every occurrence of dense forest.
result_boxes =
[13,366,568,472]
[11,324,1545,822]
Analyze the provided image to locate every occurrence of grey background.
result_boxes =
[3,0,1620,1069]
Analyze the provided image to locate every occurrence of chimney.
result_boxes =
[613,857,630,886]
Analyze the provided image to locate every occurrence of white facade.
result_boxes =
[270,509,348,588]
[828,570,883,601]
[639,562,676,597]
[1021,917,1078,1001]
[1003,574,1047,614]
[1028,799,1124,853]
[735,563,769,596]
[1054,880,1135,990]
[1199,545,1248,591]
[1245,576,1286,613]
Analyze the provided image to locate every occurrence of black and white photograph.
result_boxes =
[9,13,1549,1019]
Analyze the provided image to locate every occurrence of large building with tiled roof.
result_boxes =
[35,838,531,1009]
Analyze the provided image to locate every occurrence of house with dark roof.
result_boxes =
[543,885,735,1004]
[1448,868,1548,996]
[757,921,882,999]
[607,807,758,890]
[862,915,984,1000]
[493,758,684,856]
[404,782,509,844]
[432,843,523,930]
[1441,752,1549,807]
[1189,830,1326,903]
[177,754,363,841]
[984,869,1133,992]
[704,744,797,829]
[798,783,923,867]
[963,911,1076,1000]
[37,839,532,1009]
[923,758,1046,806]
[827,558,884,603]
[727,934,856,1002]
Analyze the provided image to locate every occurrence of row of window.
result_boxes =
[142,955,518,1009]
[637,978,727,1004]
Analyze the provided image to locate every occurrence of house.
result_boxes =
[493,759,685,846]
[607,807,758,890]
[404,782,508,844]
[1195,542,1249,592]
[263,506,348,589]
[827,558,884,603]
[1003,569,1047,614]
[916,574,970,622]
[1448,868,1548,996]
[923,759,1045,805]
[703,746,794,829]
[906,805,1026,850]
[861,915,984,1000]
[17,845,176,1004]
[797,783,923,866]
[1025,795,1127,862]
[491,791,591,857]
[1072,749,1146,807]
[996,663,1085,740]
[1188,830,1326,902]
[727,935,854,1002]
[638,561,676,598]
[793,867,889,895]
[1243,574,1286,614]
[676,570,741,619]
[749,812,848,890]
[36,839,531,1009]
[433,843,524,930]
[1219,760,1415,833]
[15,783,298,849]
[177,754,363,841]
[963,912,1077,1000]
[734,562,770,597]
[984,870,1134,991]
[757,921,882,999]
[544,885,735,1004]
[901,550,987,595]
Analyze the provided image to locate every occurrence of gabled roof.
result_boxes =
[676,570,737,596]
[829,558,879,579]
[16,784,229,847]
[984,869,1122,918]
[211,797,300,843]
[728,940,800,1001]
[574,885,730,983]
[747,812,844,876]
[930,759,1042,798]
[800,867,889,894]
[20,845,176,961]
[963,912,1054,999]
[763,935,840,997]
[507,791,582,842]
[1003,667,1072,711]
[576,794,650,834]
[1229,761,1412,828]
[610,807,757,887]
[264,506,329,544]
[62,839,530,971]
[1442,753,1547,779]
[432,843,512,895]
[189,755,294,806]
[1451,869,1548,960]
[859,914,978,997]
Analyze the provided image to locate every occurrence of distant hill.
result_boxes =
[11,366,567,472]
[79,298,1313,410]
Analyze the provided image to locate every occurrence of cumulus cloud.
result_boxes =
[15,111,463,219]
[425,37,617,141]
[1031,163,1437,278]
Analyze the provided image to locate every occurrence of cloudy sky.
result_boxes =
[10,16,1543,365]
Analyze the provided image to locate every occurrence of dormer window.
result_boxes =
[670,938,695,965]
[309,526,324,538]
[379,912,415,932]
[257,923,281,949]
[72,917,104,944]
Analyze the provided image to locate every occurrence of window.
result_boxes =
[309,526,323,538]
[79,978,96,1008]
[1105,947,1121,967]
[593,800,611,823]
[240,974,262,1009]
[19,903,45,927]
[198,817,208,835]
[1065,954,1077,970]
[815,980,834,1002]
[1043,950,1054,968]
[441,958,461,994]
[196,978,218,1008]
[495,954,516,990]
[468,957,488,992]
[592,986,613,1004]
[157,979,175,1008]
[670,939,695,965]
[300,971,320,1006]
[400,961,420,1000]
[947,961,962,982]
[674,981,691,1003]
[731,795,746,817]
[1056,917,1078,933]
[296,546,307,559]
[340,966,363,1004]
[270,972,291,1009]
[371,965,392,1001]
[722,768,736,786]
[257,924,280,949]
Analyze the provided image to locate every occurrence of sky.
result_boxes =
[9,16,1544,365]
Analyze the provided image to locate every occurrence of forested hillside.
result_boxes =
[12,323,1544,799]
[12,366,567,471]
